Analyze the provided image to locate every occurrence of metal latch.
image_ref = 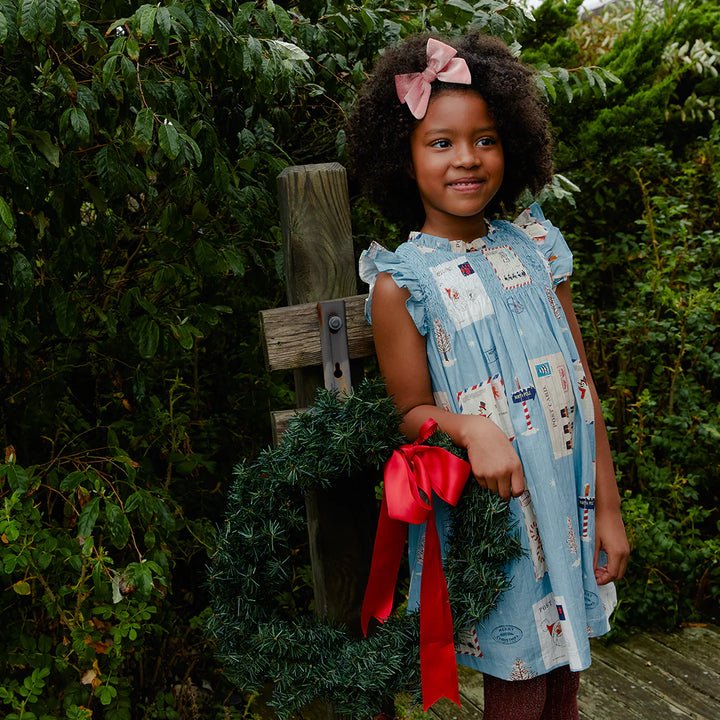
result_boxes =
[317,299,351,394]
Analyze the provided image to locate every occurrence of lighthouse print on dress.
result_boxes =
[512,377,538,437]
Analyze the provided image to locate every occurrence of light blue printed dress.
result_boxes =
[359,203,616,681]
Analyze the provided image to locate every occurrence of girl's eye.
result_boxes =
[430,139,451,148]
[477,137,497,147]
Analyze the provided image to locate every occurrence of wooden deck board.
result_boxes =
[423,624,720,720]
[590,639,717,718]
[579,651,694,719]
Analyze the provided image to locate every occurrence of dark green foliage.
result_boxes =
[1,1,309,716]
[534,0,720,629]
[208,379,522,718]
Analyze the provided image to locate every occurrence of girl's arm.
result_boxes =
[555,280,630,584]
[371,271,526,501]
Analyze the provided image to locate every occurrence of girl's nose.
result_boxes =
[453,143,479,167]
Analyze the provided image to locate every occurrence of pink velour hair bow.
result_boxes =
[395,38,472,120]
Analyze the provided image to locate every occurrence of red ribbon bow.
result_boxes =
[361,420,471,710]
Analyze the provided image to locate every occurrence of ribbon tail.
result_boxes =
[361,494,407,635]
[404,81,432,120]
[420,508,461,710]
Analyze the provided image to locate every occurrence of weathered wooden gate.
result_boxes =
[259,163,389,718]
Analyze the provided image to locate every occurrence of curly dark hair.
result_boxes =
[346,31,554,229]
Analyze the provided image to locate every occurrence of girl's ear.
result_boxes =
[406,161,416,180]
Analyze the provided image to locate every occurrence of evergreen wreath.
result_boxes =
[207,378,523,719]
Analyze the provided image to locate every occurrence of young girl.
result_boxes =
[348,32,630,720]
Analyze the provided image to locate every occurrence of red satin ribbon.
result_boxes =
[361,420,471,710]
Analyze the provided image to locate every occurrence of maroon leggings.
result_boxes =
[482,666,580,720]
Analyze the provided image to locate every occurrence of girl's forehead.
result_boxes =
[420,89,495,126]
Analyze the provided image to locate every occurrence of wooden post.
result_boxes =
[278,162,357,413]
[276,163,379,639]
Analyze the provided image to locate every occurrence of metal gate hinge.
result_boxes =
[317,299,351,395]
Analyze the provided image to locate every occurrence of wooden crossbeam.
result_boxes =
[259,293,373,372]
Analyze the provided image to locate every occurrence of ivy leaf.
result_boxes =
[0,11,7,43]
[59,470,87,492]
[37,0,57,35]
[105,501,130,548]
[0,196,14,229]
[135,315,160,359]
[134,107,154,150]
[158,121,180,160]
[18,0,39,42]
[77,496,100,538]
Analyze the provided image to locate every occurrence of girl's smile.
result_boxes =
[409,89,504,243]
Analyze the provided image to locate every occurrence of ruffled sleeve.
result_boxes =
[513,202,573,286]
[358,240,428,335]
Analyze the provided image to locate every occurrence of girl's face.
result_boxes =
[409,89,504,243]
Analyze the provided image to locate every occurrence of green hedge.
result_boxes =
[1,1,718,718]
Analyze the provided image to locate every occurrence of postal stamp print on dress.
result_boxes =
[429,257,493,330]
[456,375,515,440]
[532,592,569,670]
[456,625,483,658]
[482,245,533,290]
[530,352,576,460]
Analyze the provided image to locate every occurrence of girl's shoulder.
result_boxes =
[508,203,573,286]
[359,237,431,335]
[358,232,446,282]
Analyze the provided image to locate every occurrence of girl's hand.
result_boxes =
[458,414,525,501]
[593,503,629,585]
